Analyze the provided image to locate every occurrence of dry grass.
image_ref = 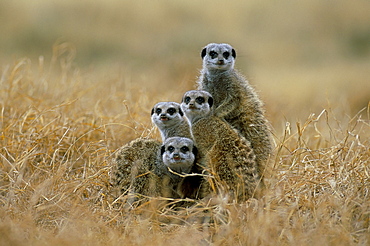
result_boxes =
[1,45,369,246]
[1,0,370,245]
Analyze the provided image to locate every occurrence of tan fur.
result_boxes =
[191,116,260,201]
[114,136,205,207]
[114,102,193,204]
[114,138,162,200]
[181,90,261,202]
[198,43,273,177]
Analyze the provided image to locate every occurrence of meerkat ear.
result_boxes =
[192,145,198,157]
[232,49,236,59]
[151,108,155,115]
[178,107,184,117]
[161,145,166,156]
[208,96,214,108]
[201,48,207,59]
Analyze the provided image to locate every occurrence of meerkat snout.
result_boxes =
[217,59,224,65]
[173,153,181,161]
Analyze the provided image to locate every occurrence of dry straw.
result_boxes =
[0,44,369,245]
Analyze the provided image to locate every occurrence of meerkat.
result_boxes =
[151,102,192,141]
[114,102,193,202]
[154,137,204,199]
[197,43,273,176]
[181,90,260,202]
[114,136,203,206]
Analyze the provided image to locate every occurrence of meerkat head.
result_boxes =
[161,137,198,174]
[181,90,213,124]
[201,43,236,73]
[151,102,184,130]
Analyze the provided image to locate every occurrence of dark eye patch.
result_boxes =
[155,108,162,115]
[223,51,230,59]
[178,107,184,116]
[168,146,175,152]
[209,51,218,59]
[167,108,176,115]
[184,97,191,104]
[196,97,205,104]
[180,146,190,153]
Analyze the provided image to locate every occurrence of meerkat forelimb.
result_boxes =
[181,90,261,202]
[197,43,273,177]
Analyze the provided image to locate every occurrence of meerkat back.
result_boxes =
[114,137,162,200]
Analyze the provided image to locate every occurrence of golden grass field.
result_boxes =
[1,0,369,245]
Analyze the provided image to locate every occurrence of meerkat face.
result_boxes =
[181,90,213,124]
[161,137,197,174]
[151,102,184,128]
[201,43,236,72]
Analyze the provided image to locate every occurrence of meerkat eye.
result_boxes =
[209,51,218,59]
[167,108,176,115]
[155,108,162,114]
[184,97,191,104]
[196,97,205,104]
[223,52,230,59]
[168,146,175,152]
[180,146,190,153]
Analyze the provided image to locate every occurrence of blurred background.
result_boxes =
[1,0,369,131]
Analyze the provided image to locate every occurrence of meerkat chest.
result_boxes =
[202,78,230,106]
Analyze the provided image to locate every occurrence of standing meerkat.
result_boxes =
[181,90,261,201]
[197,43,272,176]
[114,102,192,201]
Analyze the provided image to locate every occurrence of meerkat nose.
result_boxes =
[217,60,224,65]
[189,104,197,109]
[173,153,181,160]
[160,114,168,120]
